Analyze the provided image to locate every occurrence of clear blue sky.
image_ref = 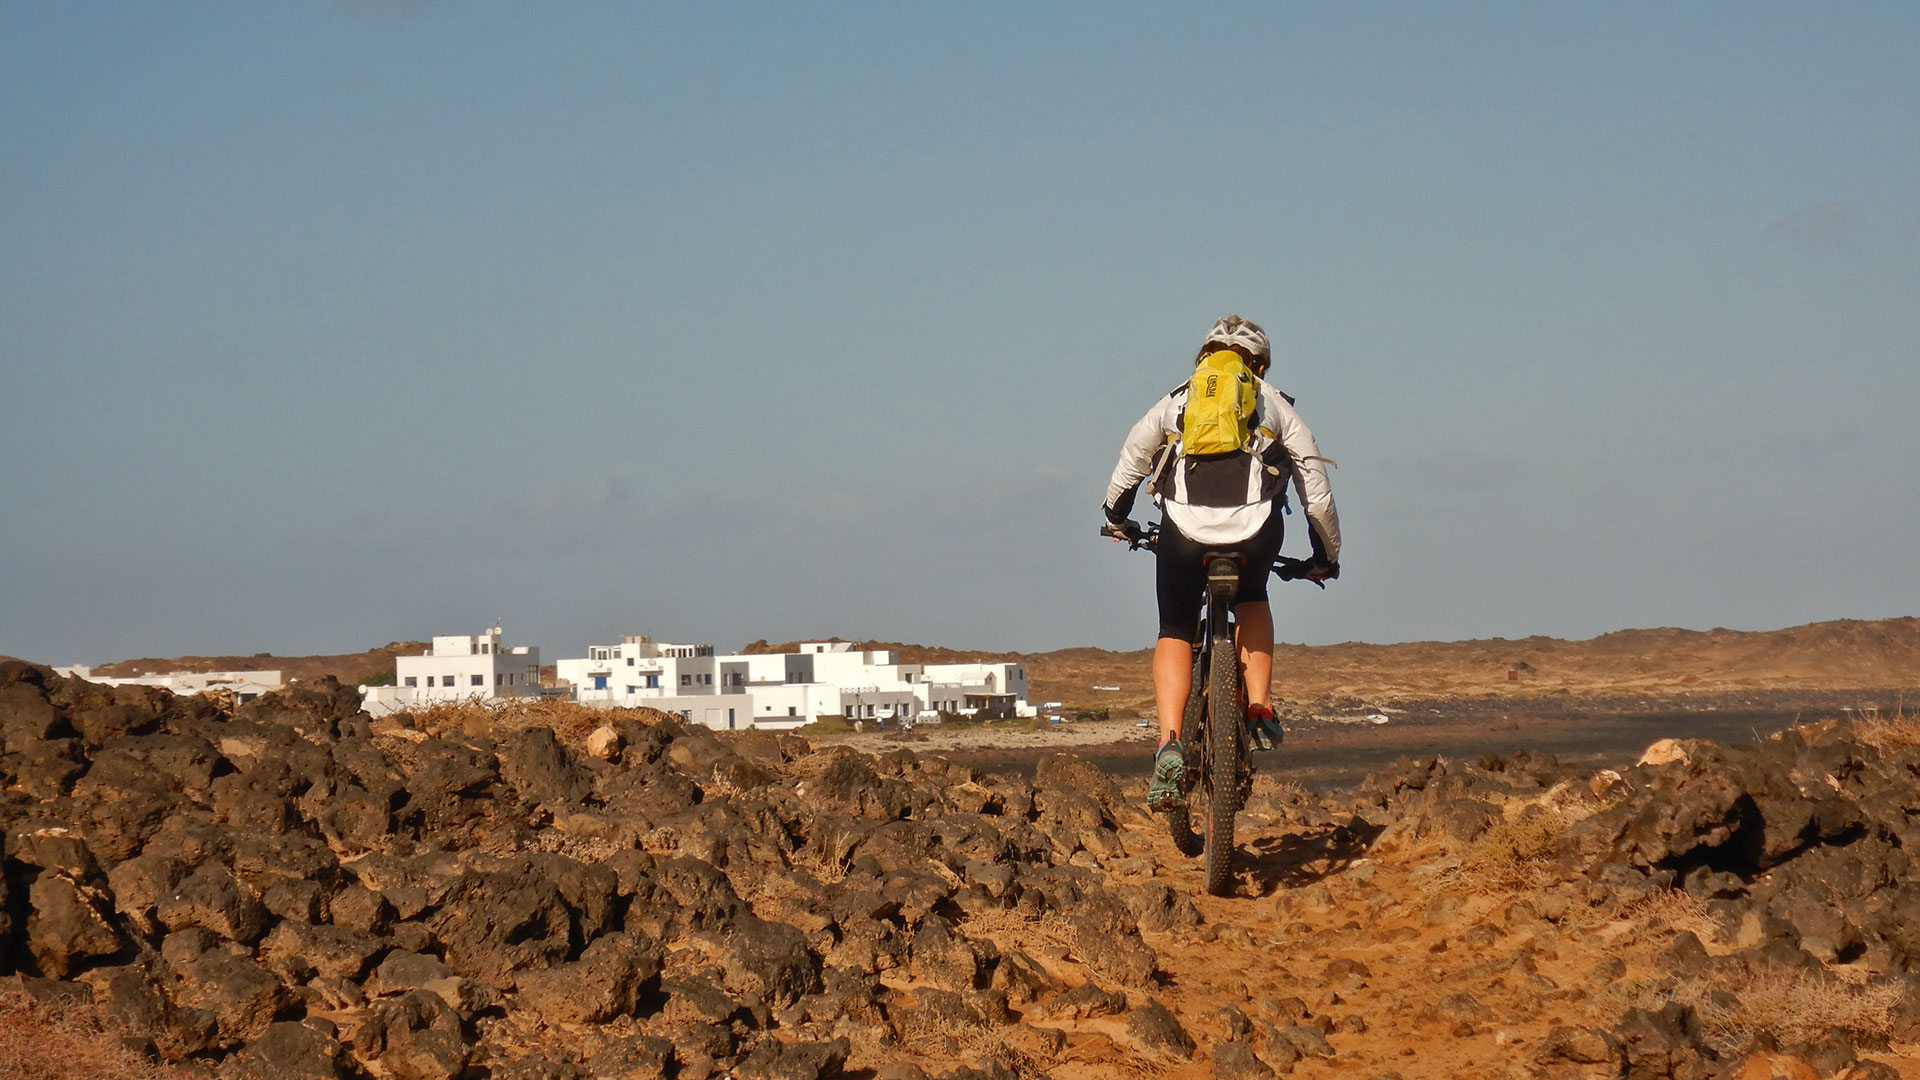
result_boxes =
[4,3,1917,664]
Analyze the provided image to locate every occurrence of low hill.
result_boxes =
[89,641,426,687]
[742,617,1920,710]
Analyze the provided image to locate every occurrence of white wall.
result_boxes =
[553,640,1033,721]
[56,668,284,703]
[364,628,542,713]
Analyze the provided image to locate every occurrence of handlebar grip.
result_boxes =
[1272,558,1327,586]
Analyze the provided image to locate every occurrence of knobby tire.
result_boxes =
[1203,609,1243,896]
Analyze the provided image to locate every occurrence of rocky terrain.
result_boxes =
[3,657,1919,1078]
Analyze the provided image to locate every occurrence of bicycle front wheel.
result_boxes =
[1203,624,1243,896]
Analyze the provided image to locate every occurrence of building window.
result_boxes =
[627,658,634,666]
[496,673,503,686]
[404,677,417,688]
[681,675,690,686]
[593,676,608,690]
[703,674,712,685]
[788,707,797,716]
[471,674,483,686]
[442,675,455,687]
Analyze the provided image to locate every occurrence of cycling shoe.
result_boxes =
[1147,740,1187,811]
[1246,704,1284,752]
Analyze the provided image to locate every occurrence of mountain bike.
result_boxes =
[1103,520,1323,895]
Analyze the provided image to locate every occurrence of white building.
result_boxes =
[551,637,1031,731]
[359,627,542,717]
[53,666,283,704]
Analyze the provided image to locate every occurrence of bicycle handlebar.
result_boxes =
[1099,521,1157,551]
[1272,556,1331,589]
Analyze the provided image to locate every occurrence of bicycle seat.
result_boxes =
[1204,552,1246,594]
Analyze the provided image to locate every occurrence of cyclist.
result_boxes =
[1102,314,1341,811]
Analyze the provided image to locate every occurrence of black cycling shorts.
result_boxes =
[1155,510,1286,643]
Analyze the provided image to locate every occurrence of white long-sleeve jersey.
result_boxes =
[1104,380,1341,559]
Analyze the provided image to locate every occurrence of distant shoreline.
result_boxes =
[807,687,1907,790]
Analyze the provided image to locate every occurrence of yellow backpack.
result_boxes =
[1180,350,1258,457]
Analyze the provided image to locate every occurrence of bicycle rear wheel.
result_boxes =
[1202,616,1243,896]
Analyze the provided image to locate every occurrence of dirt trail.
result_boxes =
[997,773,1920,1079]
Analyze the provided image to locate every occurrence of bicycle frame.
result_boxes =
[1105,518,1306,895]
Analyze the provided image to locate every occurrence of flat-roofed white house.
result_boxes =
[550,637,1031,731]
[359,627,542,717]
[53,666,283,704]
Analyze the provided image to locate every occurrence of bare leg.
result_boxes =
[1235,601,1274,708]
[1152,636,1191,744]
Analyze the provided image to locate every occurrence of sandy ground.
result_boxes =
[1040,776,1920,1079]
[856,767,1920,1079]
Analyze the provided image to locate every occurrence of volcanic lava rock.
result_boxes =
[714,915,823,1009]
[734,1035,851,1080]
[1612,1003,1717,1080]
[1118,880,1203,932]
[94,961,221,1059]
[1212,1038,1278,1080]
[583,1035,674,1080]
[356,989,470,1080]
[1126,997,1196,1059]
[426,860,576,985]
[25,871,124,976]
[908,914,983,991]
[258,920,385,982]
[157,863,269,945]
[1535,1026,1626,1073]
[172,949,295,1044]
[221,1020,351,1080]
[499,726,593,808]
[514,931,663,1024]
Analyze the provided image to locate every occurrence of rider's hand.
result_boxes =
[1104,519,1142,544]
[1305,559,1339,582]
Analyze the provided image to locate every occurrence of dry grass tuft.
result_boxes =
[785,848,850,886]
[1431,811,1573,896]
[1609,965,1902,1046]
[959,908,1079,957]
[0,990,182,1080]
[1851,703,1920,750]
[1577,888,1723,949]
[1615,887,1722,944]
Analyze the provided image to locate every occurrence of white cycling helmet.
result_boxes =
[1202,314,1270,362]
